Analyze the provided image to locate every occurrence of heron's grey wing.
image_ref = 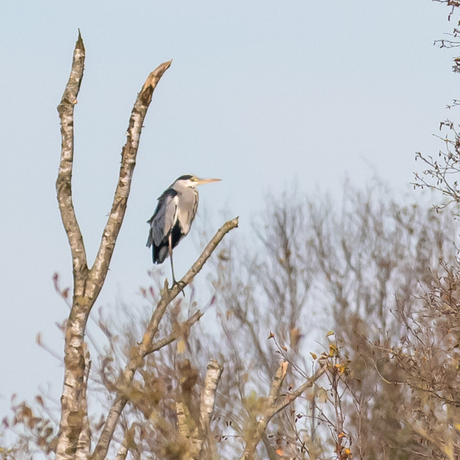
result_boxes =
[147,189,179,247]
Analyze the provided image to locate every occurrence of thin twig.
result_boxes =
[147,310,203,354]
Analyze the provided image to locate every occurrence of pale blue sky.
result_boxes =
[0,1,458,418]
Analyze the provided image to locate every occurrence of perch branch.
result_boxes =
[91,218,238,460]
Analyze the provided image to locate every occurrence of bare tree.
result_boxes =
[8,4,460,457]
[52,33,239,459]
[203,180,459,459]
[55,32,169,459]
[22,31,326,460]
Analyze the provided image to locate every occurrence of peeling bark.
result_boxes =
[55,32,170,460]
[175,359,223,460]
[176,400,190,439]
[55,32,89,460]
[56,31,88,297]
[197,360,223,458]
[75,351,91,460]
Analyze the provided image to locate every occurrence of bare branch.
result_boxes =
[197,359,224,458]
[240,364,326,460]
[266,361,288,408]
[75,352,91,460]
[115,425,137,460]
[176,400,190,439]
[147,310,203,354]
[55,32,171,460]
[92,218,239,460]
[55,33,90,460]
[270,365,326,417]
[140,217,239,353]
[87,60,172,302]
[56,31,88,293]
[115,442,129,460]
[175,359,223,459]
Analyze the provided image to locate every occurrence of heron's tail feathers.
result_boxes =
[153,244,169,264]
[146,233,153,248]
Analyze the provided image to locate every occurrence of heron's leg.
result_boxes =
[168,233,177,285]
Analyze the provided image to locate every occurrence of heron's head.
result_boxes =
[173,175,221,189]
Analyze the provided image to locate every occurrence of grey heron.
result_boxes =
[146,174,221,284]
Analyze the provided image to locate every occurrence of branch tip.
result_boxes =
[76,29,85,52]
[141,60,173,93]
[207,359,223,371]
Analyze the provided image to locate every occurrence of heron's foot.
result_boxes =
[171,279,186,297]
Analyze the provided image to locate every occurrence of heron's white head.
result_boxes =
[173,175,221,189]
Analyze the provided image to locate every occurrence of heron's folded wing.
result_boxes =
[150,189,179,247]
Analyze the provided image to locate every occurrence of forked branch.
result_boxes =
[55,32,171,460]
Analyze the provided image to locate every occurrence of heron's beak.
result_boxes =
[195,178,222,185]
